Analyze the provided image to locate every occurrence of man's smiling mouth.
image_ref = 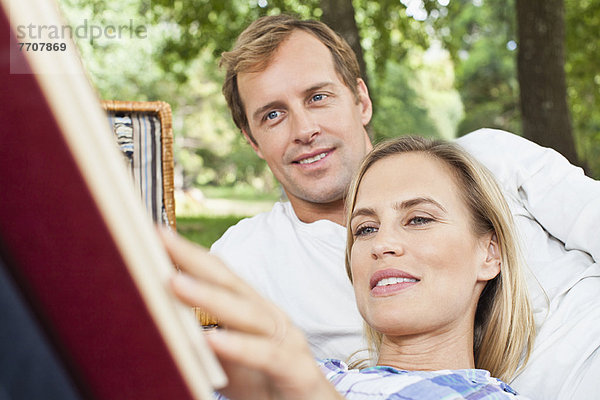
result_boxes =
[297,151,329,164]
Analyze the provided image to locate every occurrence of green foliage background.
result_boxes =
[58,0,600,196]
[176,215,246,247]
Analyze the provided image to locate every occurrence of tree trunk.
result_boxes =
[319,0,369,86]
[516,0,581,166]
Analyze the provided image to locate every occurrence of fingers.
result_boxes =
[206,328,309,381]
[158,234,342,399]
[159,230,289,339]
[159,229,252,296]
[207,328,340,400]
[171,272,281,336]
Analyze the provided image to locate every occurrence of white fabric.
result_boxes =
[211,128,600,399]
[211,201,366,361]
[456,129,600,399]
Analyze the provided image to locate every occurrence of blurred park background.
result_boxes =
[57,0,599,246]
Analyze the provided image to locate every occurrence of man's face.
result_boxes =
[238,30,373,207]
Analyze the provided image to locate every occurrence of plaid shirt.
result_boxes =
[318,359,529,399]
[214,359,529,399]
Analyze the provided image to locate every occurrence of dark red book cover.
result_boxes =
[0,3,220,399]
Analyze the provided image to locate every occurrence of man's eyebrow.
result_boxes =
[251,82,337,122]
[393,197,447,213]
[303,81,335,95]
[252,101,286,123]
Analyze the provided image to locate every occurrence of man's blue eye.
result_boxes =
[311,94,327,102]
[266,111,280,120]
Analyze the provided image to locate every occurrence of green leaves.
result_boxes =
[59,0,600,188]
[565,0,600,176]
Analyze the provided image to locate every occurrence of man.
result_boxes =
[211,14,600,399]
[214,15,372,359]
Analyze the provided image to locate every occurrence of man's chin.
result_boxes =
[287,186,348,205]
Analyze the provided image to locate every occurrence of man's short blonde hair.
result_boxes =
[220,14,361,143]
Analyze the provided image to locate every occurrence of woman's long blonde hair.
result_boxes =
[344,136,535,382]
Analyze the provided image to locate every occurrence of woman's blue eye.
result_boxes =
[355,226,378,236]
[409,216,432,226]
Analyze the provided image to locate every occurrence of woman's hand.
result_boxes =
[159,231,344,400]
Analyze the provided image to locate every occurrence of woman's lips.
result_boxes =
[370,268,420,296]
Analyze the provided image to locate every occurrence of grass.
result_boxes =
[174,184,279,247]
[176,214,248,248]
[200,184,281,202]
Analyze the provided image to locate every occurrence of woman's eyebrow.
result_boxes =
[350,197,446,224]
[393,197,447,213]
[350,207,376,223]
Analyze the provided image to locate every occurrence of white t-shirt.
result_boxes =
[456,129,600,399]
[211,200,367,361]
[211,128,600,399]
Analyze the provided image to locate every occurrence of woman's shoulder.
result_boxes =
[316,359,529,399]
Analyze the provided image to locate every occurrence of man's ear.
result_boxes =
[478,232,501,282]
[241,128,264,159]
[356,78,372,127]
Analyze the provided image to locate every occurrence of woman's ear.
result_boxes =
[478,232,501,282]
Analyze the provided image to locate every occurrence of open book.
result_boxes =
[0,0,226,398]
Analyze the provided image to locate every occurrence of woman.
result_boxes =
[162,136,535,399]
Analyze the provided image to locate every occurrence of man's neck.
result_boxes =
[288,196,346,226]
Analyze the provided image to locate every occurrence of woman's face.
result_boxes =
[349,152,499,338]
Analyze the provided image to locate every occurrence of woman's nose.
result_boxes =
[370,228,405,260]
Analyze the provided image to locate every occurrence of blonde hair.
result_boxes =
[220,14,361,144]
[344,136,535,382]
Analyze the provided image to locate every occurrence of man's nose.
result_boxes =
[291,108,320,144]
